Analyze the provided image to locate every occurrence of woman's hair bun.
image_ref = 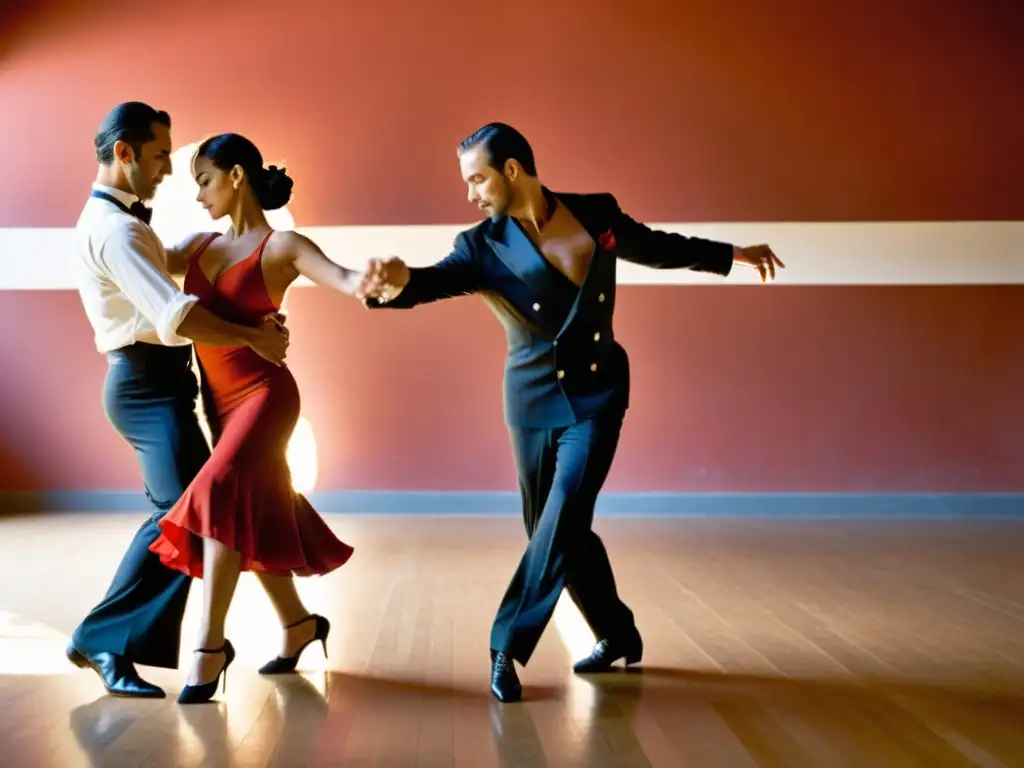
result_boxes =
[255,164,293,210]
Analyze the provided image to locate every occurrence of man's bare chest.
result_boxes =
[533,219,595,287]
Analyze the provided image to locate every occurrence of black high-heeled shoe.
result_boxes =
[177,640,235,704]
[258,614,330,675]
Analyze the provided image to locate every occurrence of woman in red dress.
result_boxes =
[150,133,368,704]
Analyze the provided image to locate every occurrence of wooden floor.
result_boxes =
[1,513,1022,767]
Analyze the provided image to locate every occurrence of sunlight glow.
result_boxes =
[552,594,596,663]
[189,375,318,495]
[287,417,319,494]
[0,610,73,675]
[179,566,330,669]
[553,596,599,758]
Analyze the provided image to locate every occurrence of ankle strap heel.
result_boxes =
[258,614,331,675]
[178,640,235,704]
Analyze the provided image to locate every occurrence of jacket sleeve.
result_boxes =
[365,231,481,310]
[600,193,734,276]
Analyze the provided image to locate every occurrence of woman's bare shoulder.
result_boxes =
[264,229,318,262]
[267,229,312,250]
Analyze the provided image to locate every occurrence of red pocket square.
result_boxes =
[598,229,616,250]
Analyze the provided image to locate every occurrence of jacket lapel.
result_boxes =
[485,215,570,297]
[482,191,612,336]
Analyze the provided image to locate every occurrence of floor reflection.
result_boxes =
[69,673,330,767]
[1,514,1022,765]
[3,656,1021,766]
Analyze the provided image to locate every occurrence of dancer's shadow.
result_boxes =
[612,665,1024,703]
[556,665,1024,766]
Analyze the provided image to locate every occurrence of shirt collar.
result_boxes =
[91,182,139,209]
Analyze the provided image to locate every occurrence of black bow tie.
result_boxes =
[90,189,152,225]
[129,201,153,225]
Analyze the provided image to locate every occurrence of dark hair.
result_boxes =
[458,122,537,176]
[94,102,171,164]
[194,133,294,210]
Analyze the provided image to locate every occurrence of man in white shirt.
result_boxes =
[66,101,290,698]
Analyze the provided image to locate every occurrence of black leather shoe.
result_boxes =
[572,627,643,673]
[66,643,165,698]
[490,650,522,703]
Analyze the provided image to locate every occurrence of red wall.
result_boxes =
[1,0,1023,495]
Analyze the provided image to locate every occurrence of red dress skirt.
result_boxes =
[149,231,354,578]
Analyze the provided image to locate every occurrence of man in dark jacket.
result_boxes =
[362,123,783,702]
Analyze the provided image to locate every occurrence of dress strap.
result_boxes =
[191,232,221,261]
[255,229,275,258]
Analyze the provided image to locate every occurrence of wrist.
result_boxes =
[345,268,365,296]
[238,326,260,347]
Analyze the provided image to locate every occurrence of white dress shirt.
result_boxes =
[74,183,200,353]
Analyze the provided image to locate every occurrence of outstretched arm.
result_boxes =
[363,232,481,310]
[276,230,367,296]
[602,194,785,281]
[602,194,735,276]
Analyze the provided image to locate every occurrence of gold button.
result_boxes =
[593,331,601,341]
[557,369,565,379]
[590,363,597,372]
[533,302,541,311]
[598,293,606,302]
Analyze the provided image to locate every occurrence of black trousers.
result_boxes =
[71,343,210,669]
[490,404,636,665]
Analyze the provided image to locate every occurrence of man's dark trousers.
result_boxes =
[490,402,636,665]
[71,342,209,669]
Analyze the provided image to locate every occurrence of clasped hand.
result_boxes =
[354,257,410,302]
[249,311,289,366]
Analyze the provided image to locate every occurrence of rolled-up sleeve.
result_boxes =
[98,223,200,345]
